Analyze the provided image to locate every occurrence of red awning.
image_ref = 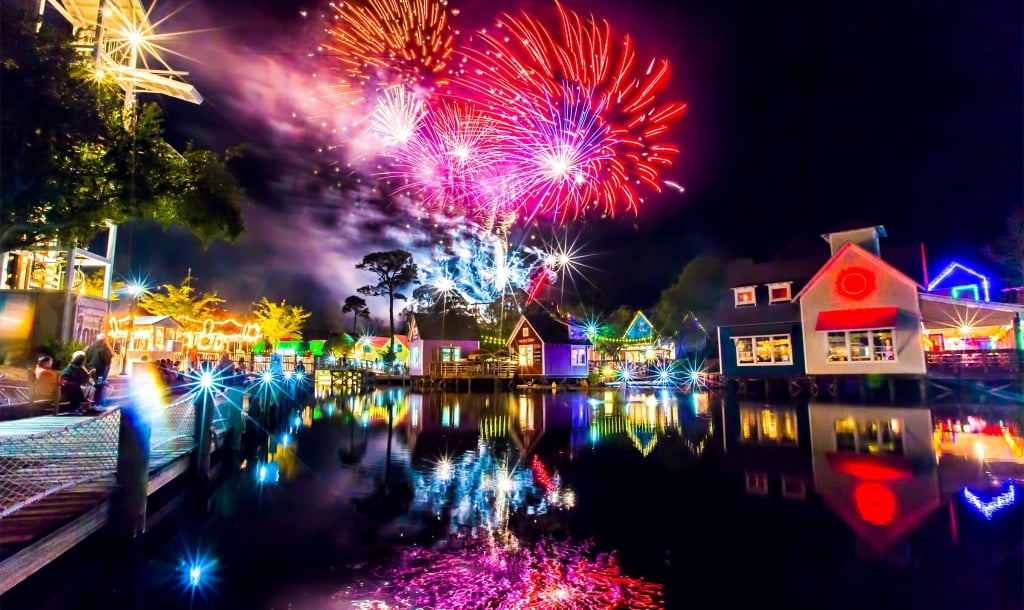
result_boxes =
[815,307,898,331]
[825,452,913,481]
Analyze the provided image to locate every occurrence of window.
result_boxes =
[571,346,587,366]
[745,472,769,495]
[950,284,980,301]
[735,338,755,365]
[740,407,797,444]
[835,417,904,455]
[733,286,756,307]
[740,408,759,441]
[782,477,807,500]
[522,326,530,338]
[734,335,792,365]
[441,347,461,362]
[768,282,792,303]
[518,345,533,367]
[827,329,896,363]
[835,418,857,452]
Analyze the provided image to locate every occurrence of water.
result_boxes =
[129,389,1024,608]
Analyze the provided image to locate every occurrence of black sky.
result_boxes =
[126,0,1022,327]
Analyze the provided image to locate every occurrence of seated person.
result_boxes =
[34,356,60,403]
[59,352,94,413]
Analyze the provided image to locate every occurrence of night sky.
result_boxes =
[117,0,1022,328]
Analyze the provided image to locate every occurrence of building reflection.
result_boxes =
[570,390,712,458]
[722,399,1022,558]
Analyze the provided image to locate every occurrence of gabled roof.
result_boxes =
[622,311,656,340]
[132,315,183,328]
[410,312,480,341]
[510,313,590,346]
[364,335,410,349]
[927,261,990,291]
[792,242,922,301]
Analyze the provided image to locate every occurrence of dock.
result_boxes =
[0,392,239,595]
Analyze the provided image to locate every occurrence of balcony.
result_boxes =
[925,349,1022,379]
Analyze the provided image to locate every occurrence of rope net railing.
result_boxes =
[0,394,205,518]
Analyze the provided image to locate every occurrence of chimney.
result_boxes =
[820,225,886,257]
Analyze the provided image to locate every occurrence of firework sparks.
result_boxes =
[458,2,686,221]
[323,0,456,94]
[372,86,429,147]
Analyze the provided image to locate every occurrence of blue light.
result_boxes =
[293,415,302,428]
[327,355,337,365]
[189,565,203,587]
[258,465,266,482]
[295,371,305,380]
[281,433,290,447]
[284,371,294,380]
[199,371,215,389]
[963,485,1016,519]
[256,461,279,484]
[261,371,273,382]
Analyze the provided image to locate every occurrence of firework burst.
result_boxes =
[322,0,457,97]
[459,2,686,221]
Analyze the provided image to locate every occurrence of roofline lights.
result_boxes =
[928,262,991,302]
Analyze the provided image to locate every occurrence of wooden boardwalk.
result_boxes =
[0,397,234,594]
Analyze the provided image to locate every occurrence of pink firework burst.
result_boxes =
[459,2,686,221]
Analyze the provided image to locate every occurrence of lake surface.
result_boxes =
[111,389,1024,608]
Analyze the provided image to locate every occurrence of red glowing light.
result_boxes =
[834,266,877,301]
[815,307,898,332]
[531,455,554,490]
[826,452,913,481]
[853,482,897,525]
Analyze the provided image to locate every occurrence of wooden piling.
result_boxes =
[193,392,214,483]
[112,405,152,538]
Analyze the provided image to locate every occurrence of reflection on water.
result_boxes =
[168,387,1022,610]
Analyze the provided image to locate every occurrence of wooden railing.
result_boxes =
[429,361,517,379]
[925,349,1022,377]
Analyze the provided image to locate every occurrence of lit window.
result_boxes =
[518,345,533,367]
[733,286,756,307]
[741,407,797,444]
[768,282,792,303]
[745,472,769,495]
[835,418,904,455]
[835,418,857,452]
[571,346,587,366]
[734,335,792,366]
[827,329,896,363]
[522,326,530,338]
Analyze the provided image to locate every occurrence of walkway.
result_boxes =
[0,393,234,593]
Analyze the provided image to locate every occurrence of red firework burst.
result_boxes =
[459,2,686,220]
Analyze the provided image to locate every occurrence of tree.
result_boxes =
[356,250,419,366]
[1,5,245,250]
[83,270,124,300]
[984,204,1024,289]
[653,255,726,335]
[251,298,311,348]
[138,279,224,331]
[341,295,371,333]
[357,250,418,488]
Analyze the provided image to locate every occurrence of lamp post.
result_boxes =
[436,278,454,369]
[119,283,146,375]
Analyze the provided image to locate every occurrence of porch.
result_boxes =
[920,294,1023,381]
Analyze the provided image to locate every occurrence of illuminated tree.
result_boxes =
[138,279,224,331]
[356,250,419,366]
[83,270,124,300]
[342,295,371,333]
[0,4,245,250]
[251,298,311,347]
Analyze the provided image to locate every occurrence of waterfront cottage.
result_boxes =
[794,228,927,376]
[507,313,591,380]
[407,313,481,377]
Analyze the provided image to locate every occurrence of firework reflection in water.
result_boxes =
[333,441,663,608]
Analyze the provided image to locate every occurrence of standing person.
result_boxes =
[86,334,114,406]
[217,353,235,385]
